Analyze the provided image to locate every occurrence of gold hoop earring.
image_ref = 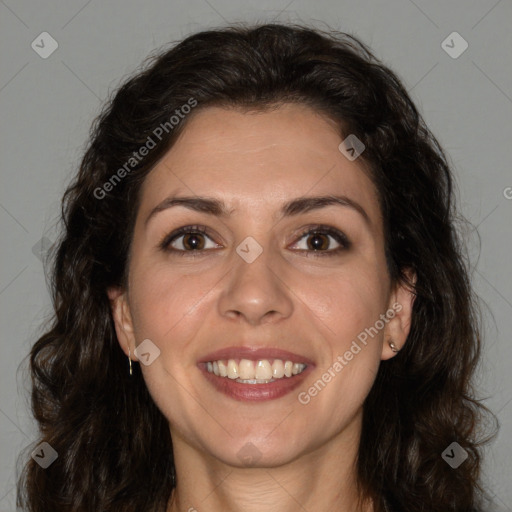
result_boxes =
[128,347,133,376]
[389,340,400,353]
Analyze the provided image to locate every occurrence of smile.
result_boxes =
[206,358,307,383]
[198,347,314,402]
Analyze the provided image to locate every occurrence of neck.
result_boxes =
[167,412,374,512]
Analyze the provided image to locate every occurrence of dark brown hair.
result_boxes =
[17,22,496,512]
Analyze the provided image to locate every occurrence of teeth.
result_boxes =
[292,363,302,375]
[255,360,272,380]
[238,359,254,380]
[205,358,307,381]
[272,359,285,378]
[227,359,239,379]
[235,378,275,384]
[218,360,228,377]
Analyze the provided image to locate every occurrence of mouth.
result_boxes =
[197,347,315,402]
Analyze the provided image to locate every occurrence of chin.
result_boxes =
[206,429,310,469]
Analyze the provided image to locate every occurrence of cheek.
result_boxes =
[299,274,384,425]
[128,258,217,339]
[126,262,220,426]
[299,263,388,347]
[295,260,387,404]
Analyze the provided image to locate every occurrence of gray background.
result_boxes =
[1,0,511,510]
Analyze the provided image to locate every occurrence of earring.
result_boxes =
[128,347,133,376]
[388,340,400,353]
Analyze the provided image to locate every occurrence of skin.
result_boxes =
[109,103,416,512]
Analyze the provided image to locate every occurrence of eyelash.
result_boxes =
[158,224,351,258]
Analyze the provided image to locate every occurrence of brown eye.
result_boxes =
[306,233,331,251]
[180,232,206,251]
[290,226,350,256]
[159,225,220,255]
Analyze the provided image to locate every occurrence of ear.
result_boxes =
[107,286,138,362]
[381,268,417,360]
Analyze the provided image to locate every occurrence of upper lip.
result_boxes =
[198,346,315,366]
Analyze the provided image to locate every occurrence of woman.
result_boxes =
[17,23,496,512]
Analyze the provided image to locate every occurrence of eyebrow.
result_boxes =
[144,194,371,227]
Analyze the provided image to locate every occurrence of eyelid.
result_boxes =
[159,223,351,256]
[158,225,219,253]
[290,224,351,253]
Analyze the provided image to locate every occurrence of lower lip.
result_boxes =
[199,364,314,402]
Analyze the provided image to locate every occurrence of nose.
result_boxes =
[217,246,294,326]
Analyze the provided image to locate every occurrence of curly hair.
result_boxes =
[17,22,496,512]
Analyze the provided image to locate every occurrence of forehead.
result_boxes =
[138,104,381,225]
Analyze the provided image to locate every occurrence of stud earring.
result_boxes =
[128,347,133,376]
[388,340,400,353]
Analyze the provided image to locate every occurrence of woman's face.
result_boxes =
[110,103,414,468]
